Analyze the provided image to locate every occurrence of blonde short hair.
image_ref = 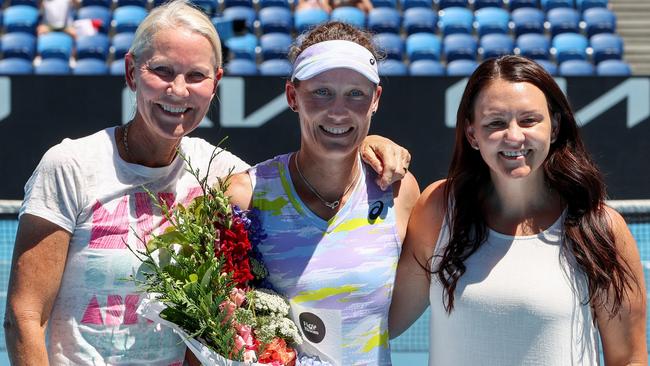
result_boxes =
[128,0,222,68]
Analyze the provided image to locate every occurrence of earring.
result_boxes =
[289,105,297,112]
[472,144,479,150]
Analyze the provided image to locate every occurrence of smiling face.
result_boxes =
[126,27,222,141]
[465,79,558,181]
[286,68,382,158]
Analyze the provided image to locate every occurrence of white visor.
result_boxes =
[291,40,380,84]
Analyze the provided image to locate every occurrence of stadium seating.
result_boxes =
[74,58,109,75]
[534,58,558,74]
[551,32,588,63]
[224,0,254,8]
[259,58,292,75]
[596,59,631,76]
[373,32,404,60]
[111,32,134,60]
[9,0,38,7]
[331,6,366,28]
[436,0,469,10]
[76,6,112,33]
[226,58,258,75]
[576,0,607,12]
[225,33,258,60]
[223,6,257,32]
[187,0,219,14]
[540,0,574,12]
[35,58,71,74]
[372,0,398,8]
[474,0,504,10]
[37,32,74,60]
[590,33,623,64]
[259,7,292,34]
[3,5,39,34]
[582,7,616,37]
[259,0,290,8]
[516,33,551,59]
[443,33,477,62]
[409,59,445,75]
[559,59,595,75]
[511,7,545,36]
[294,8,329,33]
[439,7,474,35]
[112,6,148,33]
[402,0,433,11]
[0,57,33,74]
[110,58,126,75]
[402,7,437,35]
[116,0,148,8]
[260,32,292,60]
[446,59,478,75]
[479,33,514,59]
[406,32,442,61]
[82,0,113,7]
[76,34,110,60]
[212,17,235,41]
[546,7,580,37]
[368,8,401,34]
[1,32,36,60]
[474,7,510,37]
[378,58,408,75]
[509,0,539,11]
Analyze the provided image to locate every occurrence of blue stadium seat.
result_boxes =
[406,33,442,61]
[81,0,112,7]
[372,0,398,7]
[558,59,594,75]
[35,58,71,75]
[439,7,474,35]
[226,58,258,75]
[551,32,588,63]
[509,0,539,10]
[331,7,366,28]
[547,7,580,37]
[260,32,292,60]
[259,7,292,34]
[582,7,616,38]
[516,33,550,59]
[76,6,112,33]
[112,6,148,33]
[590,33,623,64]
[474,7,510,37]
[212,17,235,42]
[111,32,134,60]
[473,0,504,9]
[402,0,432,11]
[368,8,401,34]
[540,0,574,11]
[479,33,514,59]
[378,59,408,76]
[443,33,477,62]
[37,32,73,60]
[3,5,39,34]
[436,0,469,10]
[294,9,329,33]
[534,59,557,74]
[511,7,545,36]
[403,7,437,35]
[409,59,445,75]
[74,58,109,75]
[223,6,257,32]
[76,34,109,60]
[0,57,33,74]
[8,0,38,7]
[224,0,253,8]
[110,58,126,75]
[259,0,290,8]
[373,33,404,60]
[1,32,36,60]
[259,58,293,76]
[189,0,219,14]
[225,33,258,60]
[446,59,478,75]
[576,0,607,12]
[116,0,148,8]
[596,59,630,76]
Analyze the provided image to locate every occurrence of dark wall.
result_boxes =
[0,75,648,200]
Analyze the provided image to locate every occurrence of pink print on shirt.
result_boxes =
[81,294,141,325]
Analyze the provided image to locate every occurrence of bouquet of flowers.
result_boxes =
[131,149,302,365]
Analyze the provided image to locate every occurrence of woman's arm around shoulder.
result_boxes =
[225,172,254,211]
[389,179,447,339]
[597,205,647,366]
[5,214,72,366]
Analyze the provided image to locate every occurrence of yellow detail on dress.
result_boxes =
[331,217,385,233]
[292,285,360,303]
[361,329,390,353]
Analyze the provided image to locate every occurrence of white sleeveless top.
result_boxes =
[429,212,600,366]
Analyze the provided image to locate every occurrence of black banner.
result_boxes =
[0,76,648,200]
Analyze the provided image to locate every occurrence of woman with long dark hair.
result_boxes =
[389,55,646,365]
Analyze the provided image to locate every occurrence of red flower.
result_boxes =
[216,219,254,287]
[258,338,296,366]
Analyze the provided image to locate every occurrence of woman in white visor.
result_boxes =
[227,21,420,365]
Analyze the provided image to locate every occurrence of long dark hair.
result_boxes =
[435,55,638,316]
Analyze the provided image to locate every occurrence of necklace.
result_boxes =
[293,152,359,210]
[121,122,133,161]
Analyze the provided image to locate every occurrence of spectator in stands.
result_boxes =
[390,55,647,365]
[3,2,410,365]
[37,0,79,38]
[295,0,373,14]
[225,21,419,365]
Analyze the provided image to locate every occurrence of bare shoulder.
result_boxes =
[224,172,253,210]
[402,179,448,259]
[603,205,637,249]
[417,179,448,219]
[392,171,420,209]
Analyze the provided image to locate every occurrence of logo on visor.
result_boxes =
[370,58,376,65]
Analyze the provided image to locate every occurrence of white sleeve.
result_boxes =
[19,142,85,233]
